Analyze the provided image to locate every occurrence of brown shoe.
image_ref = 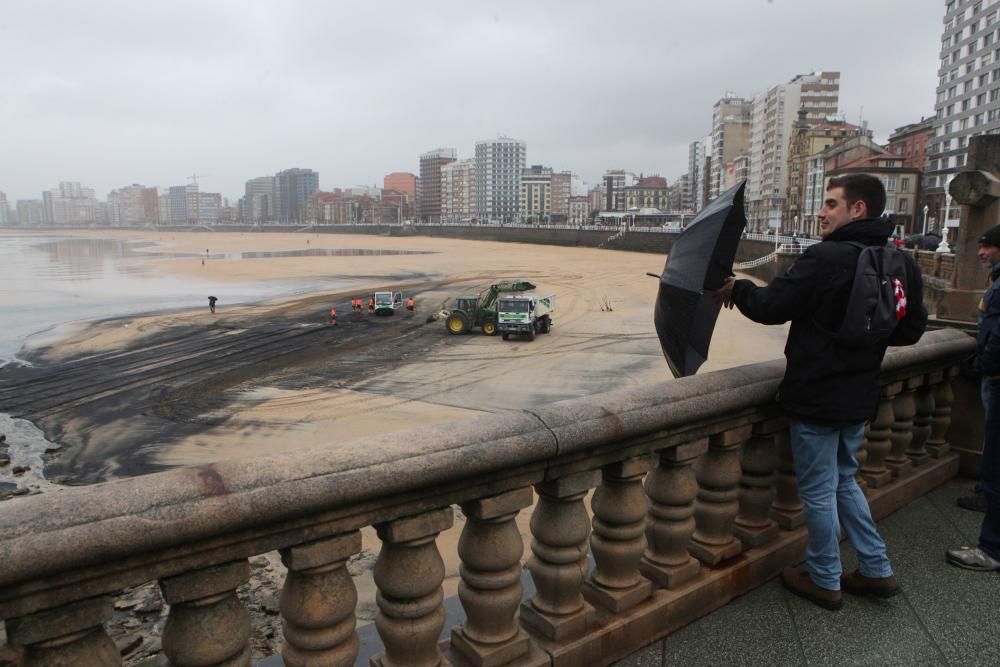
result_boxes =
[781,566,842,610]
[841,570,901,598]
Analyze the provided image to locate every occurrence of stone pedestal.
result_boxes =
[689,426,751,565]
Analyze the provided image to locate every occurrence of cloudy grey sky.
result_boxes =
[1,0,945,204]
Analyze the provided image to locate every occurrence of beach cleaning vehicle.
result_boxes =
[497,294,555,341]
[374,291,403,315]
[444,280,535,335]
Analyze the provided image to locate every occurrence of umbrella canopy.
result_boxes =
[654,180,747,377]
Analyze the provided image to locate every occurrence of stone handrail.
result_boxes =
[0,329,974,665]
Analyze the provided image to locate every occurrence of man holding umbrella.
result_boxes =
[714,174,927,610]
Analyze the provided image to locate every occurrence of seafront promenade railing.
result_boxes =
[0,329,974,666]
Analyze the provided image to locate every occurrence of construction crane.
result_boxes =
[187,173,211,187]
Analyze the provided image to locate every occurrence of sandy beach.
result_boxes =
[0,228,790,657]
[7,229,788,478]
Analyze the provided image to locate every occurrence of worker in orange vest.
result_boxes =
[406,297,415,311]
[330,307,337,326]
[368,297,375,314]
[351,298,358,312]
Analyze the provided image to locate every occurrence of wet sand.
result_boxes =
[10,229,787,476]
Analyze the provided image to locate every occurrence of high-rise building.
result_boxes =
[550,171,572,220]
[689,136,711,212]
[0,192,9,225]
[275,168,319,223]
[709,96,753,202]
[168,185,192,224]
[42,182,102,224]
[925,1,1000,228]
[418,149,456,223]
[521,165,553,223]
[747,72,840,231]
[441,159,476,223]
[244,176,277,221]
[475,137,526,222]
[107,184,151,226]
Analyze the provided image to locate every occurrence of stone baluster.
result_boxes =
[584,456,654,612]
[860,391,895,488]
[689,425,752,565]
[769,428,805,529]
[908,376,934,467]
[280,531,362,667]
[451,487,540,667]
[926,368,955,458]
[5,596,120,666]
[733,419,780,548]
[371,507,453,667]
[160,560,252,667]
[886,381,915,478]
[520,470,599,641]
[640,438,708,588]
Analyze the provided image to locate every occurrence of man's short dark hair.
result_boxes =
[827,174,886,218]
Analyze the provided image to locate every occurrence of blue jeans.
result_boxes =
[789,420,893,590]
[980,378,1000,559]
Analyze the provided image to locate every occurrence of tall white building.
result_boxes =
[475,137,526,222]
[0,192,9,225]
[747,72,840,230]
[107,185,148,226]
[689,136,711,212]
[926,0,1000,227]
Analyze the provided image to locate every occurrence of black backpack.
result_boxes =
[826,241,910,346]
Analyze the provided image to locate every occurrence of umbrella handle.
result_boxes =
[646,272,661,279]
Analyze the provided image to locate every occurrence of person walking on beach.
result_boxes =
[714,175,927,610]
[947,224,1000,572]
[208,296,218,314]
[406,296,415,311]
[330,307,337,326]
[368,297,375,314]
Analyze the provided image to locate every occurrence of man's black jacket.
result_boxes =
[731,218,928,424]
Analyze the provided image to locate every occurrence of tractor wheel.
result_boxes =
[446,312,470,335]
[482,321,498,336]
[539,318,551,334]
[527,326,536,341]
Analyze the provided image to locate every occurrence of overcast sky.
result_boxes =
[1,0,945,203]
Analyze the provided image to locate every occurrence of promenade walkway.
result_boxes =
[613,477,999,667]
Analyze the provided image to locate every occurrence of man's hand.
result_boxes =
[713,277,736,309]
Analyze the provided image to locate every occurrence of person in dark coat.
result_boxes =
[715,174,927,610]
[947,224,1000,572]
[208,296,218,314]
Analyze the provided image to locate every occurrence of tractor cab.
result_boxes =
[455,296,480,315]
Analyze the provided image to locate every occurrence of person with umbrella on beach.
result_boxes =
[713,175,927,610]
[208,296,218,314]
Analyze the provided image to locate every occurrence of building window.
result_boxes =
[901,179,910,193]
[886,177,898,191]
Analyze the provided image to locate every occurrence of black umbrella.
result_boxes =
[653,180,747,377]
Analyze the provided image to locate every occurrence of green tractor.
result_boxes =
[445,280,536,336]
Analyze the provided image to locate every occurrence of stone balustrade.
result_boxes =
[0,329,974,666]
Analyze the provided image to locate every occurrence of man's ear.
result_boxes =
[850,199,868,220]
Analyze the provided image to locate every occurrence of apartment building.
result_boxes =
[441,159,476,222]
[747,72,840,231]
[709,96,752,202]
[475,137,525,222]
[521,165,552,223]
[925,0,1000,228]
[419,149,457,223]
[275,168,319,223]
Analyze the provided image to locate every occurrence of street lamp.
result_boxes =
[922,204,929,235]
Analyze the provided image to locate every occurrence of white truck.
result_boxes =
[374,291,403,315]
[496,294,555,341]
